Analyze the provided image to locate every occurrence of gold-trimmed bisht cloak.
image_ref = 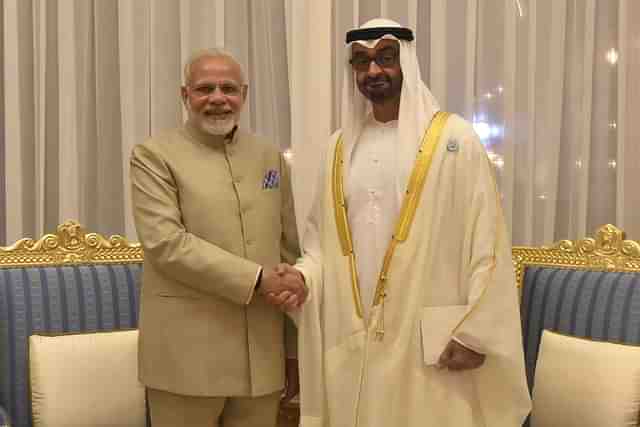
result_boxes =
[293,113,531,427]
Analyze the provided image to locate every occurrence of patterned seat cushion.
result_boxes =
[0,263,142,427]
[520,266,640,392]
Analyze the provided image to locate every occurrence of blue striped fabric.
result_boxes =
[520,266,640,393]
[0,263,142,427]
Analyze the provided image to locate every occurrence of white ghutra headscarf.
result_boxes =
[340,18,441,202]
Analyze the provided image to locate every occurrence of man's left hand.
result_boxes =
[264,264,307,312]
[282,358,300,403]
[437,340,485,371]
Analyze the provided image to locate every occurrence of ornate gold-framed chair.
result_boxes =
[513,224,640,426]
[0,221,143,427]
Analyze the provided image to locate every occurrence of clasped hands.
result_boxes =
[259,263,307,312]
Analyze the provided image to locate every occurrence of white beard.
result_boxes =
[199,116,236,136]
[187,103,238,136]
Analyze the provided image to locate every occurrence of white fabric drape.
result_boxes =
[1,0,290,243]
[2,0,639,246]
[284,0,333,241]
[287,0,640,246]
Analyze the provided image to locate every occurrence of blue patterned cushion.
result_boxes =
[0,263,142,427]
[521,266,640,392]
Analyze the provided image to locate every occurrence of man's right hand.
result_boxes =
[260,264,307,311]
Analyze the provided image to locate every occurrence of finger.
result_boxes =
[276,291,292,304]
[284,280,303,296]
[283,282,305,300]
[282,271,302,284]
[264,293,284,306]
[285,293,298,304]
[264,291,278,302]
[267,291,291,307]
[281,295,300,312]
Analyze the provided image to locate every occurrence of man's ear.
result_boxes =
[180,86,188,107]
[242,84,249,102]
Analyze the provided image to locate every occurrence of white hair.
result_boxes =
[183,48,246,85]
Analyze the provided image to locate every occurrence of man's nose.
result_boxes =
[208,87,226,103]
[367,60,383,76]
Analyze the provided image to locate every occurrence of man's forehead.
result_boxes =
[351,39,399,54]
[190,57,242,81]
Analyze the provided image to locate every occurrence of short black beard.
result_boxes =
[359,77,399,104]
[365,92,391,104]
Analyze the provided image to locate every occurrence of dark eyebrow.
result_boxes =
[377,46,398,54]
[351,46,397,58]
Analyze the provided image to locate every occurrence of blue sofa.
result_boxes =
[8,221,636,426]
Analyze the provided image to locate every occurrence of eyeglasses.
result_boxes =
[349,49,399,72]
[188,83,243,97]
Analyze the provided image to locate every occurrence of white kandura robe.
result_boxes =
[293,114,531,427]
[347,117,399,318]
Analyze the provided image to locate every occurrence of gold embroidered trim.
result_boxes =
[393,113,450,242]
[373,112,450,307]
[331,112,451,323]
[332,139,352,256]
[333,137,364,318]
[348,252,364,318]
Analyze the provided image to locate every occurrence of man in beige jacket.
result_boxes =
[130,48,305,427]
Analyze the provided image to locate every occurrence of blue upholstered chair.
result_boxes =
[0,221,144,427]
[513,224,640,426]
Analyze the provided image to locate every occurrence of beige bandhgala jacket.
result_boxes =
[130,122,299,397]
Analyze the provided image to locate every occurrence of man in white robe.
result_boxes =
[272,18,531,427]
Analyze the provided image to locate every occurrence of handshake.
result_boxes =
[258,263,308,312]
